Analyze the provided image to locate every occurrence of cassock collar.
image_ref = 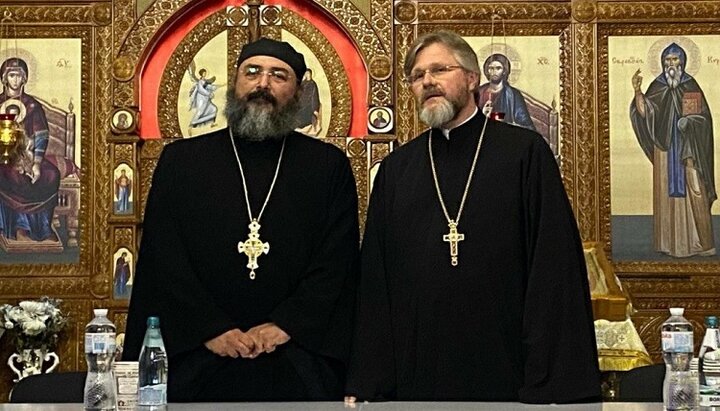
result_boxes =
[440,107,480,139]
[435,107,482,140]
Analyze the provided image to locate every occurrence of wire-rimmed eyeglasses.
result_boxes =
[242,65,292,84]
[405,65,465,85]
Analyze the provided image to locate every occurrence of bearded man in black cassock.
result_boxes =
[345,31,601,404]
[123,38,359,402]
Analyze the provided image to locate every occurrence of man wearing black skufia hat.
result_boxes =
[124,38,359,401]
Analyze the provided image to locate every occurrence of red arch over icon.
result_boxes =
[137,0,368,138]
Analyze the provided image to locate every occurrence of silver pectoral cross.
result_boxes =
[442,220,465,266]
[237,219,270,279]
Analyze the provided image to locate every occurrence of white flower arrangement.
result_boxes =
[0,297,68,352]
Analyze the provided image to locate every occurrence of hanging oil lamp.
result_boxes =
[0,112,23,164]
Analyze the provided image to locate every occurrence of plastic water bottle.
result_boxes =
[138,316,168,407]
[699,316,720,387]
[662,307,698,410]
[84,309,117,410]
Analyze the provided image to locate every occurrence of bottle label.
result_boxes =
[85,333,117,354]
[662,331,694,352]
[138,384,167,406]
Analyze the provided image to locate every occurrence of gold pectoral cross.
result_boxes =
[237,219,270,279]
[442,220,465,266]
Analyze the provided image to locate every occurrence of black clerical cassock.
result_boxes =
[123,129,359,401]
[347,113,601,403]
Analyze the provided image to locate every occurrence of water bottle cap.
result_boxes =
[669,307,685,316]
[147,316,160,327]
[706,316,718,327]
[93,308,108,317]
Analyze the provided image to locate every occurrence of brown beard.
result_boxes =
[224,85,301,141]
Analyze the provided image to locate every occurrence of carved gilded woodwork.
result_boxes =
[371,0,392,51]
[597,2,720,21]
[394,23,416,145]
[155,8,352,138]
[572,22,597,241]
[0,5,94,24]
[4,0,720,400]
[418,3,571,22]
[572,0,597,23]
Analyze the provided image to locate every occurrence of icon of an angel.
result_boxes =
[187,61,222,136]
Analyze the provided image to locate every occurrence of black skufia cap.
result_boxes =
[236,37,306,83]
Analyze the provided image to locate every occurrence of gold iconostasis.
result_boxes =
[0,0,719,399]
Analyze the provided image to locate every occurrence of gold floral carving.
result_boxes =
[395,24,416,145]
[227,7,248,26]
[92,3,112,26]
[0,279,90,298]
[371,141,391,165]
[115,312,128,335]
[113,83,135,108]
[0,5,92,24]
[261,25,281,39]
[597,2,720,21]
[369,55,392,81]
[139,140,173,220]
[418,3,570,22]
[114,228,134,247]
[92,24,115,299]
[394,1,418,24]
[633,313,712,362]
[113,0,136,54]
[347,138,369,232]
[261,5,281,25]
[558,28,575,209]
[347,137,367,158]
[371,0,392,50]
[114,144,134,164]
[371,80,391,107]
[324,137,347,154]
[572,0,597,23]
[572,23,597,242]
[313,0,387,61]
[117,0,193,61]
[228,28,249,74]
[140,139,169,160]
[112,55,135,82]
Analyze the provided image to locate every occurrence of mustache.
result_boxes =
[245,89,277,106]
[421,88,445,102]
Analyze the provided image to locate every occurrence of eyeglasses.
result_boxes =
[406,65,465,85]
[242,65,292,84]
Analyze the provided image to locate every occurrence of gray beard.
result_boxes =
[664,66,683,89]
[224,86,300,141]
[418,97,459,128]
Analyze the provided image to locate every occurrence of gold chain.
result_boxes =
[428,114,489,228]
[229,130,286,224]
